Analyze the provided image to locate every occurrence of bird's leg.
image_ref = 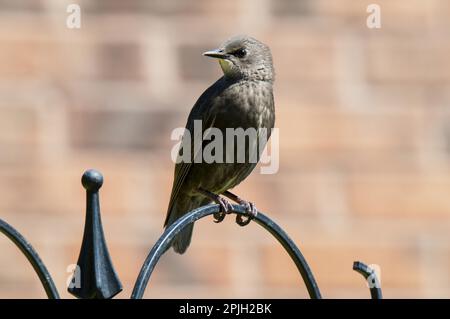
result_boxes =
[222,191,258,227]
[197,187,233,223]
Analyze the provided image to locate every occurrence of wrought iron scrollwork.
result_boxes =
[0,219,60,299]
[0,169,383,299]
[67,169,123,299]
[353,261,382,299]
[131,204,322,299]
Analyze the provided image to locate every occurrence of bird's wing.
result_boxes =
[164,78,224,226]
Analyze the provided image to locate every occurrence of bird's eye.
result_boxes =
[232,48,247,58]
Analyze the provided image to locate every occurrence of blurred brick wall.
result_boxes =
[0,0,449,298]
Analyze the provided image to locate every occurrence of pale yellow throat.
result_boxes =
[218,58,234,75]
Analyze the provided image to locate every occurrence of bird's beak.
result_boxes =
[202,49,228,59]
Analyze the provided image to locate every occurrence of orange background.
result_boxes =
[0,0,449,298]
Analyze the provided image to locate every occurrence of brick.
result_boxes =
[0,0,44,12]
[69,109,181,151]
[0,0,449,299]
[271,0,312,18]
[262,241,423,291]
[347,172,450,218]
[97,43,144,80]
[0,40,61,78]
[0,107,38,165]
[366,38,450,83]
[178,44,221,81]
[277,107,423,153]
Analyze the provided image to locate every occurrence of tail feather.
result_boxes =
[165,196,204,254]
[172,223,194,254]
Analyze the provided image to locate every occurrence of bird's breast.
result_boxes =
[212,80,274,130]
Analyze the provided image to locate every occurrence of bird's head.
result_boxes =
[203,35,274,82]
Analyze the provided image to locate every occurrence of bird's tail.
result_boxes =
[172,223,194,254]
[165,197,201,254]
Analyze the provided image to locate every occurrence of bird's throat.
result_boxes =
[218,59,234,75]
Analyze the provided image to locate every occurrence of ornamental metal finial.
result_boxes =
[68,169,122,299]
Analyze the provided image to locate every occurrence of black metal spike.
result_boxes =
[68,169,123,299]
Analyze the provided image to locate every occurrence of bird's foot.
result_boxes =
[223,191,258,227]
[236,201,257,226]
[213,196,233,223]
[197,187,233,223]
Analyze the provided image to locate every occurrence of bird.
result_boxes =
[164,35,275,254]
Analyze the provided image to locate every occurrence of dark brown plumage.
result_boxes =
[165,35,275,254]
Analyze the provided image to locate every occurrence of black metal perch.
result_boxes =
[131,204,322,299]
[0,219,60,299]
[353,261,382,299]
[0,169,383,299]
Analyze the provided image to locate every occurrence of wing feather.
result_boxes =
[164,78,225,226]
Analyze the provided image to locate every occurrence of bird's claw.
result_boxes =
[213,197,233,223]
[236,201,257,227]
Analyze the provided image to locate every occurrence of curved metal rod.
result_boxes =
[131,204,322,299]
[353,261,382,299]
[0,219,60,299]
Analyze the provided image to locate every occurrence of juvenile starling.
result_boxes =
[164,35,275,254]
